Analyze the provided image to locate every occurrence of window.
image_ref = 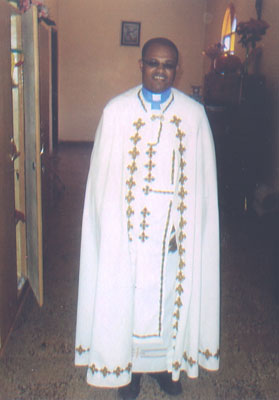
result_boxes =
[221,3,237,53]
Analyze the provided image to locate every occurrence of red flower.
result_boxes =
[236,18,269,49]
[203,42,225,60]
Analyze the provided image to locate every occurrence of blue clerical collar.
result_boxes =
[142,87,171,110]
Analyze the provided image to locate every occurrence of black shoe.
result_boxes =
[118,373,142,400]
[149,372,182,396]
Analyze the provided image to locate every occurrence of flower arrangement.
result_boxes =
[203,42,225,72]
[236,18,269,50]
[203,42,242,74]
[236,18,269,73]
[203,42,225,60]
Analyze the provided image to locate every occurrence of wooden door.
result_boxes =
[0,0,18,349]
[11,9,28,290]
[22,6,43,306]
[38,22,50,227]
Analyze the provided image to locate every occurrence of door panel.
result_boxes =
[22,6,43,306]
[0,0,18,348]
[39,22,51,230]
[11,11,28,285]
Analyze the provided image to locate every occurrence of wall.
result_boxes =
[44,0,58,24]
[56,0,208,142]
[204,0,279,183]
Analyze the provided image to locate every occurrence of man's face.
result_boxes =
[139,43,178,93]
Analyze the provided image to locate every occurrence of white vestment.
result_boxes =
[75,86,220,388]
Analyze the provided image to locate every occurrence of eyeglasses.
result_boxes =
[142,59,177,70]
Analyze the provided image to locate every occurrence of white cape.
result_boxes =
[75,86,220,387]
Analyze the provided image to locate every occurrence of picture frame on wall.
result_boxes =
[121,21,141,46]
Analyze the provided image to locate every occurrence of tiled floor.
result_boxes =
[0,143,278,400]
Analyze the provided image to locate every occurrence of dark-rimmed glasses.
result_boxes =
[142,59,177,70]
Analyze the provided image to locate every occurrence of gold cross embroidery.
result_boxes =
[170,115,181,127]
[179,173,188,185]
[178,187,188,199]
[127,161,137,174]
[125,191,135,203]
[139,232,148,242]
[140,220,149,230]
[178,231,186,242]
[133,118,145,130]
[177,270,185,282]
[130,131,142,145]
[176,128,185,140]
[144,172,155,183]
[143,185,151,195]
[145,159,155,171]
[177,202,187,214]
[176,284,184,295]
[126,206,134,217]
[126,177,136,189]
[146,146,156,157]
[129,147,140,160]
[141,207,150,218]
[179,143,186,155]
[179,217,187,228]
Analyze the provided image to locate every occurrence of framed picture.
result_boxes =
[121,21,141,47]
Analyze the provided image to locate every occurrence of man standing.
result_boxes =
[75,38,220,399]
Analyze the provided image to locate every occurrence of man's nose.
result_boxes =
[156,62,165,72]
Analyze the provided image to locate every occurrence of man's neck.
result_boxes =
[142,87,171,110]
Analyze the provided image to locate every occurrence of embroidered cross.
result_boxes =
[127,161,137,174]
[179,173,188,185]
[133,118,145,130]
[170,115,181,127]
[139,232,148,242]
[140,220,149,230]
[76,345,89,355]
[126,206,134,217]
[178,187,188,199]
[125,191,135,203]
[176,128,185,140]
[145,159,155,171]
[178,231,186,242]
[175,297,183,308]
[178,245,185,256]
[145,172,155,183]
[177,202,187,214]
[126,177,136,189]
[179,217,187,228]
[179,259,186,269]
[143,185,151,195]
[146,146,156,157]
[179,143,186,155]
[129,147,140,160]
[141,207,150,218]
[180,159,187,170]
[173,360,181,371]
[177,271,185,282]
[130,131,141,145]
[176,284,184,295]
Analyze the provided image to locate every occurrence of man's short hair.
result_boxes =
[142,38,179,63]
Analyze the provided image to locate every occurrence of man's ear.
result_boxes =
[138,59,143,72]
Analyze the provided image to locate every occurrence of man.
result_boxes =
[75,38,220,399]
